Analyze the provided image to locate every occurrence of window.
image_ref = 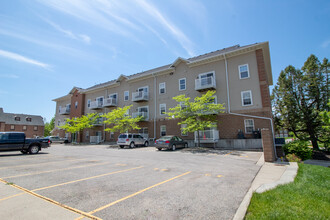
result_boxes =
[181,124,188,136]
[198,71,215,86]
[124,91,129,101]
[244,119,254,134]
[179,78,186,91]
[160,125,166,136]
[66,104,71,110]
[160,104,166,115]
[58,120,60,126]
[75,101,78,109]
[239,64,250,79]
[23,125,27,131]
[137,106,149,120]
[96,96,104,107]
[34,126,38,131]
[159,82,166,94]
[15,116,20,121]
[180,102,187,110]
[241,90,253,106]
[86,131,89,140]
[10,125,15,130]
[138,127,148,139]
[125,109,129,116]
[26,117,32,122]
[87,99,91,108]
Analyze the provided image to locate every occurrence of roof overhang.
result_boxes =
[170,57,189,68]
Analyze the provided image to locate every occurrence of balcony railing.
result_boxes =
[92,118,104,126]
[132,91,149,102]
[194,129,219,143]
[90,100,103,110]
[59,106,70,115]
[195,76,216,91]
[132,112,149,121]
[103,98,117,107]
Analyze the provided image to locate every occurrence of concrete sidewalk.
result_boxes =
[233,154,298,220]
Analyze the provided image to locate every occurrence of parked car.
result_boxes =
[155,135,188,151]
[46,136,69,144]
[0,132,51,154]
[117,133,149,148]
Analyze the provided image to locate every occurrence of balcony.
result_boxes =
[92,118,104,126]
[103,98,117,107]
[90,101,103,110]
[195,76,216,91]
[194,129,219,143]
[132,91,149,102]
[132,112,149,121]
[59,106,70,115]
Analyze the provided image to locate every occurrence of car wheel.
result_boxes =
[64,140,68,143]
[144,141,149,147]
[130,142,135,148]
[21,150,28,154]
[172,144,176,151]
[157,148,162,151]
[119,145,124,148]
[184,143,188,148]
[29,145,39,154]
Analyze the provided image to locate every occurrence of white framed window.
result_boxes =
[159,82,166,94]
[160,125,166,136]
[179,78,186,91]
[160,104,166,115]
[125,109,129,116]
[86,131,89,140]
[10,125,15,130]
[75,101,78,109]
[137,106,149,120]
[181,124,188,136]
[180,102,187,110]
[108,93,118,104]
[96,96,104,107]
[239,64,250,79]
[23,125,27,131]
[34,126,38,131]
[87,99,91,108]
[244,119,254,134]
[66,104,71,110]
[241,90,253,106]
[124,91,129,101]
[198,71,216,86]
[58,120,60,126]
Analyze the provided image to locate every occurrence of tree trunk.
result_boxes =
[197,130,200,148]
[311,137,319,151]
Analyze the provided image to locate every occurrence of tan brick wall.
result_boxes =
[261,128,275,162]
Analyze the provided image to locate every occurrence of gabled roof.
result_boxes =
[0,109,44,126]
[170,57,189,68]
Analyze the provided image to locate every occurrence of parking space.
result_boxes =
[0,145,262,219]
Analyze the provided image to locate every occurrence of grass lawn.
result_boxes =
[246,163,330,220]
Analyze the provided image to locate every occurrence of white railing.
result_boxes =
[90,100,103,109]
[195,76,216,90]
[90,136,102,144]
[93,118,104,126]
[103,98,117,107]
[59,106,70,115]
[132,91,149,101]
[132,112,149,121]
[194,129,219,143]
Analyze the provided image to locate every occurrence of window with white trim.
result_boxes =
[86,131,89,140]
[23,125,27,131]
[241,91,253,106]
[34,126,38,131]
[75,101,78,109]
[10,125,15,130]
[108,93,118,105]
[239,64,250,79]
[198,71,215,86]
[160,125,166,136]
[180,102,187,110]
[87,99,91,108]
[58,120,60,126]
[179,78,186,91]
[159,82,166,94]
[124,91,129,101]
[181,124,188,136]
[244,119,254,134]
[160,103,166,115]
[96,96,104,106]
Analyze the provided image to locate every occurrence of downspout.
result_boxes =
[152,73,157,140]
[224,54,277,159]
[103,89,108,143]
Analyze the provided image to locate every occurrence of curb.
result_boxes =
[233,161,298,220]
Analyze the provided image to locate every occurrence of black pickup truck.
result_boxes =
[0,132,51,154]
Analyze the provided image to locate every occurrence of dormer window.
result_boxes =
[26,117,32,122]
[15,116,20,121]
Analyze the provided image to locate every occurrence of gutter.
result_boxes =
[223,54,277,159]
[152,73,157,140]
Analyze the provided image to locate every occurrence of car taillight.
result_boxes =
[126,139,129,141]
[155,140,157,144]
[165,140,170,143]
[48,140,51,144]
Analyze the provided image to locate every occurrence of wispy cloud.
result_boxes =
[135,0,195,56]
[44,19,91,44]
[321,39,330,48]
[0,74,19,79]
[0,49,50,69]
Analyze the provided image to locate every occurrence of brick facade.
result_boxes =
[261,128,276,162]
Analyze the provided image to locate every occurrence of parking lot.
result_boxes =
[0,144,262,220]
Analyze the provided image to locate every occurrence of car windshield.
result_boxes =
[158,136,172,140]
[119,134,127,138]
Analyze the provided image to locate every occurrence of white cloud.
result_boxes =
[321,39,330,48]
[0,74,19,79]
[0,49,50,69]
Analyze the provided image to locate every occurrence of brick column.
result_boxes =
[261,128,276,162]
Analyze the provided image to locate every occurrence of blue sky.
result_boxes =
[0,0,329,122]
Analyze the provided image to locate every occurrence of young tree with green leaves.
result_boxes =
[167,90,225,147]
[59,113,98,142]
[101,105,141,133]
[44,116,55,137]
[272,55,329,150]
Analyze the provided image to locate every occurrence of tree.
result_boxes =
[101,105,141,133]
[272,55,329,150]
[44,116,55,137]
[167,90,225,147]
[59,113,98,142]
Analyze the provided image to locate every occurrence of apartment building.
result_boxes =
[0,108,45,138]
[52,42,273,145]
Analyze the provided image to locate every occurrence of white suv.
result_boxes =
[117,133,149,148]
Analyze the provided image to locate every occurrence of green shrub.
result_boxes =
[283,140,312,161]
[285,153,302,162]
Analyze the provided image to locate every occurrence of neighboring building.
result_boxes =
[52,42,273,145]
[0,108,45,138]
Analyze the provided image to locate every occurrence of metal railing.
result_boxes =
[195,76,216,90]
[90,100,103,109]
[103,98,117,107]
[92,117,104,126]
[59,106,70,115]
[132,112,149,121]
[194,129,219,143]
[132,91,149,101]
